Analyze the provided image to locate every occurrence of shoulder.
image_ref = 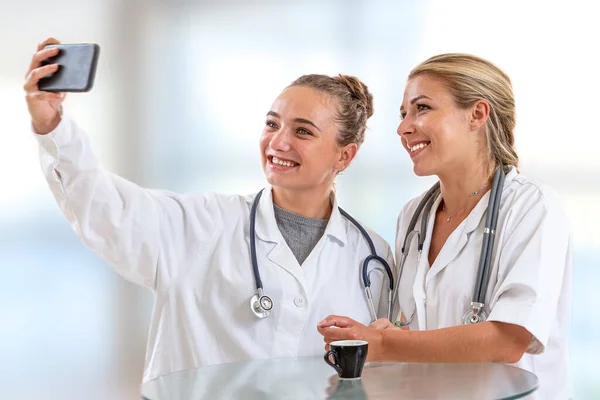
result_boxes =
[355,223,394,261]
[150,189,256,218]
[336,208,392,254]
[502,170,569,225]
[363,225,391,250]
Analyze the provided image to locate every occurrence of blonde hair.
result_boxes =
[409,54,519,169]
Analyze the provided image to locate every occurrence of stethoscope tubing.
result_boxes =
[394,166,506,326]
[250,189,395,321]
[474,167,506,304]
[250,189,265,291]
[339,208,395,293]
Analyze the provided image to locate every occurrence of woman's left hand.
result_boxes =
[317,315,385,360]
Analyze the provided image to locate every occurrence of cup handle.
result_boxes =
[324,350,343,375]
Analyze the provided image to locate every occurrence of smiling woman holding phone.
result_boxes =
[24,38,394,382]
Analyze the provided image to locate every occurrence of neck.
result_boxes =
[271,186,333,219]
[438,160,494,216]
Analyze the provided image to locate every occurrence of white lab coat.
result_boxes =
[35,116,394,382]
[395,167,573,400]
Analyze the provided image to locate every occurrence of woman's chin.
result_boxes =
[412,162,436,177]
[412,164,427,177]
[265,175,297,191]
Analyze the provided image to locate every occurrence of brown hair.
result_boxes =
[409,54,519,169]
[288,74,374,148]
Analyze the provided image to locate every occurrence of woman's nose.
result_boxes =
[269,127,292,152]
[398,111,418,138]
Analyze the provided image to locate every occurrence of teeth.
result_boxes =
[272,156,297,167]
[410,142,429,152]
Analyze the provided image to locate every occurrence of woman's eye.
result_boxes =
[416,104,430,112]
[400,112,406,120]
[265,120,278,129]
[297,127,313,136]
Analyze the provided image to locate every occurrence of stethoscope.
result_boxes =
[392,166,506,327]
[249,189,395,322]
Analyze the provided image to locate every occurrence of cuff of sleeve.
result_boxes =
[487,300,546,355]
[33,115,78,169]
[33,115,80,180]
[33,113,75,146]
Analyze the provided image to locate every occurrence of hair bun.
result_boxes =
[335,74,374,119]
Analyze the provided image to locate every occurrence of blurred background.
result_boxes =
[1,0,598,399]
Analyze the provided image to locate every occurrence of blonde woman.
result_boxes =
[319,54,572,400]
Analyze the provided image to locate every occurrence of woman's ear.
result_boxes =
[469,99,490,132]
[334,143,358,172]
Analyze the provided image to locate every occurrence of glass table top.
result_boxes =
[141,356,538,400]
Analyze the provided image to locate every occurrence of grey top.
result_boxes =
[273,204,328,265]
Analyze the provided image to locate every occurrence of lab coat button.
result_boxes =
[293,297,305,307]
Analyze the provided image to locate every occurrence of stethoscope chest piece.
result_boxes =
[250,293,273,319]
[462,308,488,325]
[395,166,506,327]
[247,189,394,322]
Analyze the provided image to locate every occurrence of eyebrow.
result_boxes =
[400,95,432,111]
[266,111,321,132]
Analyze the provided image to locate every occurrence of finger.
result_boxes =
[369,318,396,330]
[36,37,61,52]
[25,91,65,103]
[27,47,61,77]
[24,64,59,92]
[318,326,356,341]
[318,315,357,329]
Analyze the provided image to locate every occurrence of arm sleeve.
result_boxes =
[35,116,219,292]
[486,188,572,354]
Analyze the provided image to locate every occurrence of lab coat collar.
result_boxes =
[253,187,304,283]
[426,166,518,282]
[252,186,345,286]
[253,187,282,244]
[253,186,347,246]
[461,165,518,235]
[324,192,348,246]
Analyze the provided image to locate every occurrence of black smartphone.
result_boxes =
[38,43,100,92]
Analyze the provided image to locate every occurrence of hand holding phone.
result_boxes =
[38,43,100,92]
[24,38,100,134]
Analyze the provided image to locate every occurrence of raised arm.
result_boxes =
[25,38,219,291]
